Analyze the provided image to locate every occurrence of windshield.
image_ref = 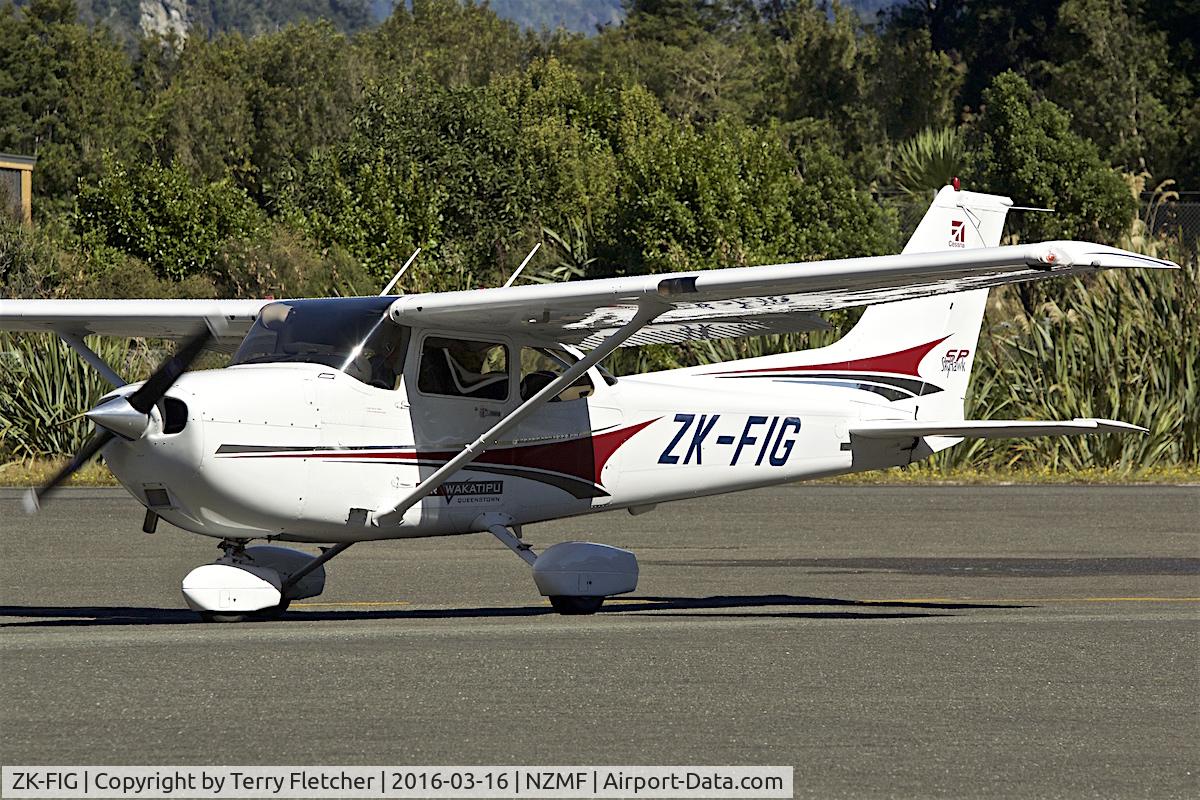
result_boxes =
[231,297,409,389]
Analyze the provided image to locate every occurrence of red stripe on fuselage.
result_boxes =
[707,336,951,378]
[223,418,659,487]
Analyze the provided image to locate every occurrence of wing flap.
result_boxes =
[849,418,1147,440]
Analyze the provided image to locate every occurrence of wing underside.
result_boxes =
[0,299,270,349]
[0,242,1177,348]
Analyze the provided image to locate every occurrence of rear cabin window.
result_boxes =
[519,347,595,402]
[418,337,510,401]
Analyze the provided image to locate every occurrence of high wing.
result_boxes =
[386,241,1177,347]
[0,241,1177,351]
[0,299,270,350]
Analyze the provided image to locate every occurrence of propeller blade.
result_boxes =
[22,428,115,514]
[127,328,212,414]
[25,326,213,514]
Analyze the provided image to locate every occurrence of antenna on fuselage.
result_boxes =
[503,242,542,288]
[379,248,422,296]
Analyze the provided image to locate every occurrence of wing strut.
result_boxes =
[58,332,126,388]
[379,248,422,296]
[503,242,541,287]
[372,300,665,527]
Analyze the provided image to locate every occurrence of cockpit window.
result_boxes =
[418,336,509,401]
[231,297,409,389]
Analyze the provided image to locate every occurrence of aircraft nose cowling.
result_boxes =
[85,395,150,441]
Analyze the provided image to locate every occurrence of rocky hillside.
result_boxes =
[69,0,901,42]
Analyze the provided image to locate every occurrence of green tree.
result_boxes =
[0,0,145,215]
[872,25,963,141]
[284,58,623,289]
[966,72,1134,244]
[279,78,529,286]
[244,20,363,202]
[148,33,256,186]
[885,0,1062,112]
[600,85,896,274]
[189,0,375,37]
[359,0,534,89]
[145,20,363,203]
[1049,0,1187,178]
[760,1,884,181]
[76,155,263,280]
[1141,0,1200,84]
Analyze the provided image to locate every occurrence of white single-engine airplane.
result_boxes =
[0,186,1178,620]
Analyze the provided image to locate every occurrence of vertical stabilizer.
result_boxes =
[828,185,1011,420]
[900,186,1011,255]
[716,185,1012,422]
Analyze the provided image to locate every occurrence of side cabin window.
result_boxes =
[418,336,510,401]
[519,347,595,402]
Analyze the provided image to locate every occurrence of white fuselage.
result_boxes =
[103,357,906,544]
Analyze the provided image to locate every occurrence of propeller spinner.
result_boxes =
[22,328,213,514]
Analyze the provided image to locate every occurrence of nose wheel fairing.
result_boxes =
[181,544,327,620]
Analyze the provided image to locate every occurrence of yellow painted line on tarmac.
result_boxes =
[538,597,646,606]
[864,596,1200,604]
[292,600,412,608]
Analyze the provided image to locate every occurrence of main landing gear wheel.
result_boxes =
[482,518,634,617]
[549,595,604,615]
[198,599,291,624]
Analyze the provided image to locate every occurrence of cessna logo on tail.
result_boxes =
[949,220,966,247]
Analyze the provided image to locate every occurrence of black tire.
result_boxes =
[549,595,605,615]
[255,599,291,620]
[198,599,290,623]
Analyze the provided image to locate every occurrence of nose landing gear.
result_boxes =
[182,539,330,623]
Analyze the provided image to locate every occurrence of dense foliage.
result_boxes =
[0,0,1196,470]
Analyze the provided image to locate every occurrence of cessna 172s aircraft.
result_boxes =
[0,186,1178,620]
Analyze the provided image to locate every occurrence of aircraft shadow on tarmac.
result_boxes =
[0,595,1025,627]
[647,556,1200,577]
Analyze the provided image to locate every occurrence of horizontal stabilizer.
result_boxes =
[849,418,1146,440]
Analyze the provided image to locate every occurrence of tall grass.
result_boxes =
[0,333,158,460]
[950,260,1198,472]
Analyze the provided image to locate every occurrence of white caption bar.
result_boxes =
[2,767,792,799]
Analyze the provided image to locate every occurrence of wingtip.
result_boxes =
[1077,417,1148,434]
[1043,242,1180,270]
[1086,244,1179,270]
[21,488,40,515]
